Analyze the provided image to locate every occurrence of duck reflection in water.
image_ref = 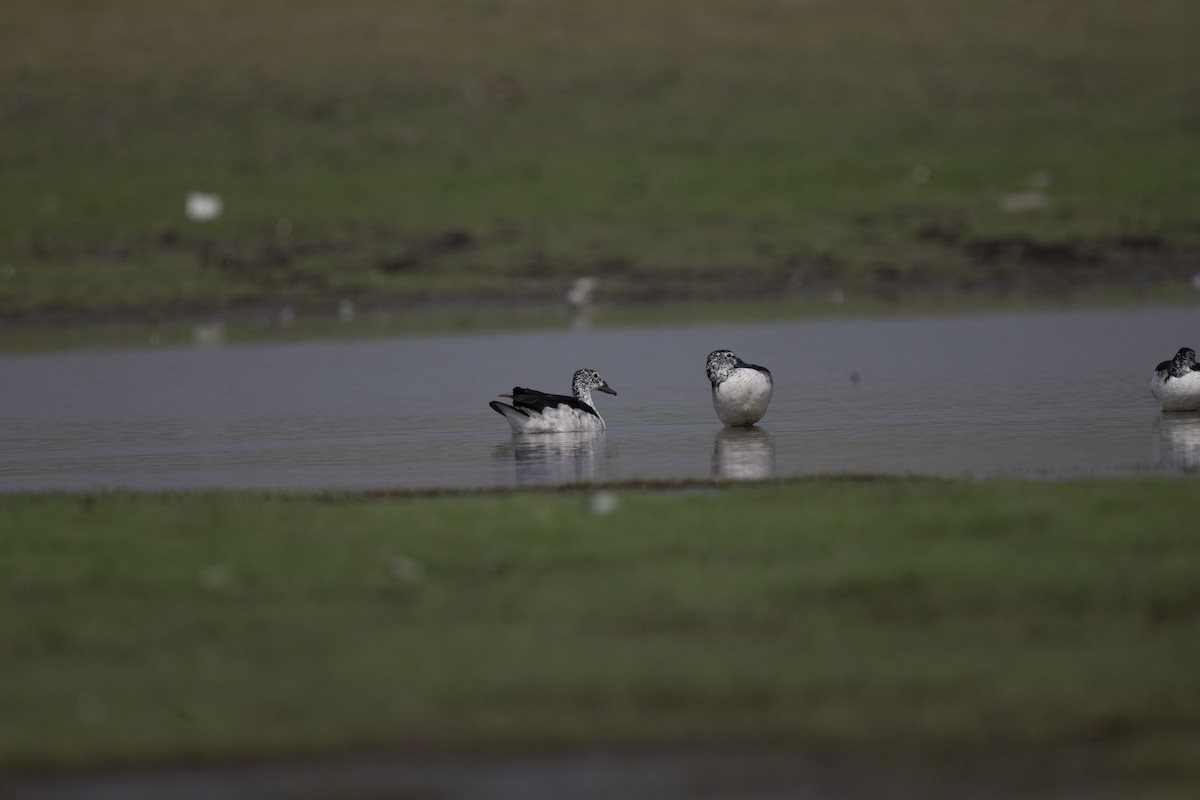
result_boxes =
[1154,413,1200,473]
[712,426,775,480]
[495,431,609,485]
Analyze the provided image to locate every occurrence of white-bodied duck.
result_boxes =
[1151,347,1200,412]
[706,349,773,426]
[490,368,617,433]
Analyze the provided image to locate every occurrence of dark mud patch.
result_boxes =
[904,226,1198,294]
[378,228,477,273]
[962,235,1103,265]
[2,224,1198,328]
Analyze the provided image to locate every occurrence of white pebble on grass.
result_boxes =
[589,491,619,515]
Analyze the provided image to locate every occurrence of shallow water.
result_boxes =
[3,304,1199,491]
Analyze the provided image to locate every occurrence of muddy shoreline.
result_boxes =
[4,224,1198,331]
[4,257,1198,335]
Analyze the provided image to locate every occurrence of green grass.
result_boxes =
[2,1,1199,319]
[3,478,1200,795]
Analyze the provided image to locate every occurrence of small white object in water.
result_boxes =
[279,306,295,325]
[339,298,355,321]
[185,191,223,222]
[1191,273,1200,290]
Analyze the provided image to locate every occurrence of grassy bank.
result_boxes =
[2,1,1199,321]
[3,479,1199,795]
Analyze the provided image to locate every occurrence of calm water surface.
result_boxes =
[3,305,1200,491]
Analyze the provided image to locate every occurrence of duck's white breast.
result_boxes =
[713,368,773,426]
[1152,371,1200,412]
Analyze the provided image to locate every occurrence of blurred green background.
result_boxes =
[2,0,1198,318]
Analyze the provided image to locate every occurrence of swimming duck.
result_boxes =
[706,349,773,426]
[490,368,617,433]
[1151,347,1200,412]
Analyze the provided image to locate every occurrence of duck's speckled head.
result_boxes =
[706,349,740,386]
[572,368,617,399]
[1168,347,1198,377]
